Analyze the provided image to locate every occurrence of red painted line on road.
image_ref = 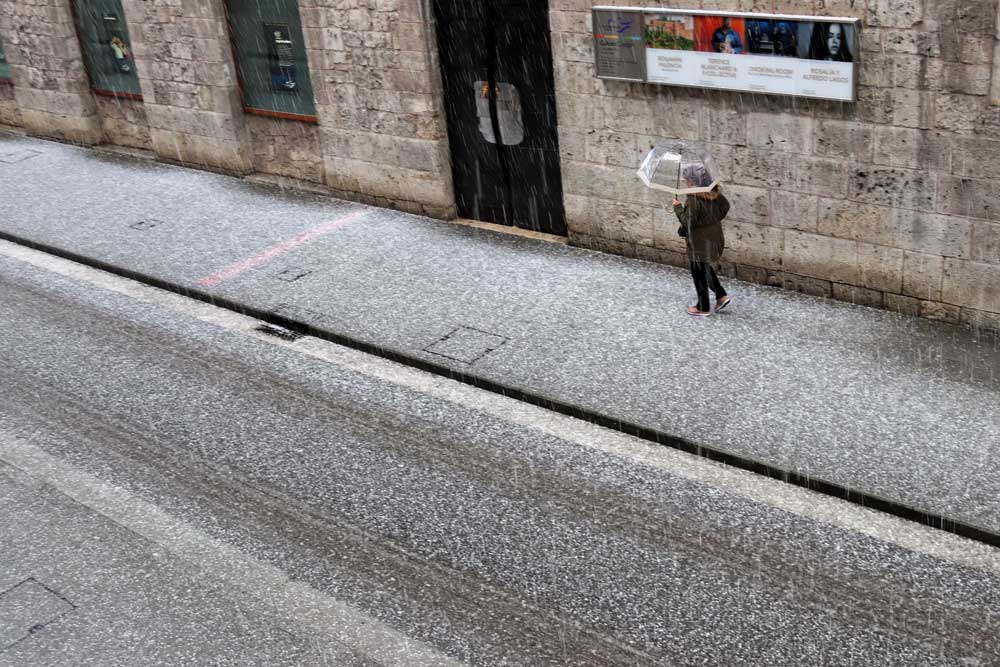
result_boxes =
[198,210,366,288]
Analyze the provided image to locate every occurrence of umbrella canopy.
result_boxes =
[637,140,722,195]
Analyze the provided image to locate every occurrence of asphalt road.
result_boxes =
[1,246,998,666]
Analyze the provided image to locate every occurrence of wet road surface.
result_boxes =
[1,247,998,666]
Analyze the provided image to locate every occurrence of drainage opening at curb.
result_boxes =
[254,324,305,341]
[424,326,509,364]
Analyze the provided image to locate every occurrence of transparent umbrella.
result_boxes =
[637,140,722,195]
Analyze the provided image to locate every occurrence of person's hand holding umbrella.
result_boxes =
[672,197,686,235]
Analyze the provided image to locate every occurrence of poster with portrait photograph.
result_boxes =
[595,7,858,101]
[794,21,855,98]
[647,15,749,89]
[799,22,855,62]
[695,16,746,55]
[745,20,800,56]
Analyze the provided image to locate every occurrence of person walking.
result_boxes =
[672,168,731,317]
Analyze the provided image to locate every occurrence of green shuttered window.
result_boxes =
[0,35,12,83]
[225,0,317,121]
[71,0,142,97]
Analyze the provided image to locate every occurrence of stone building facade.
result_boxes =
[0,0,452,217]
[0,0,997,330]
[551,0,1000,332]
[0,83,17,128]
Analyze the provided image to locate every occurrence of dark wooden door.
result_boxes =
[433,0,567,236]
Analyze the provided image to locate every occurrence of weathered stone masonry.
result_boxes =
[551,0,1000,332]
[0,0,103,144]
[0,83,17,127]
[0,0,997,331]
[298,0,454,217]
[0,0,453,217]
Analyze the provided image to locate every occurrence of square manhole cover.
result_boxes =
[0,149,42,164]
[424,326,508,364]
[1,578,75,651]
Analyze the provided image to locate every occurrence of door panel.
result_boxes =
[433,1,508,226]
[434,0,567,236]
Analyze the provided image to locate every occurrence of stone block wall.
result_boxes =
[0,0,453,214]
[94,96,152,150]
[550,0,1000,331]
[0,0,103,143]
[120,0,252,172]
[0,84,18,126]
[0,0,151,151]
[302,0,455,217]
[245,115,324,183]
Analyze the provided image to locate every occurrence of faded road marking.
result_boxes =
[198,210,366,288]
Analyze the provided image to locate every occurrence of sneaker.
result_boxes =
[715,295,731,312]
[687,306,711,317]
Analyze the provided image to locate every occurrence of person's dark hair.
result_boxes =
[683,164,713,188]
[808,23,852,62]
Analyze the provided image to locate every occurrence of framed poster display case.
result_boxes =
[592,7,860,102]
[224,0,318,122]
[0,36,11,84]
[70,0,143,99]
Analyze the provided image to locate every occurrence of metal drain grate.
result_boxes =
[254,324,305,341]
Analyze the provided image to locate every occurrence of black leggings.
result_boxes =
[689,260,727,312]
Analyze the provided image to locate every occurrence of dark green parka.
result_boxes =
[673,189,729,266]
